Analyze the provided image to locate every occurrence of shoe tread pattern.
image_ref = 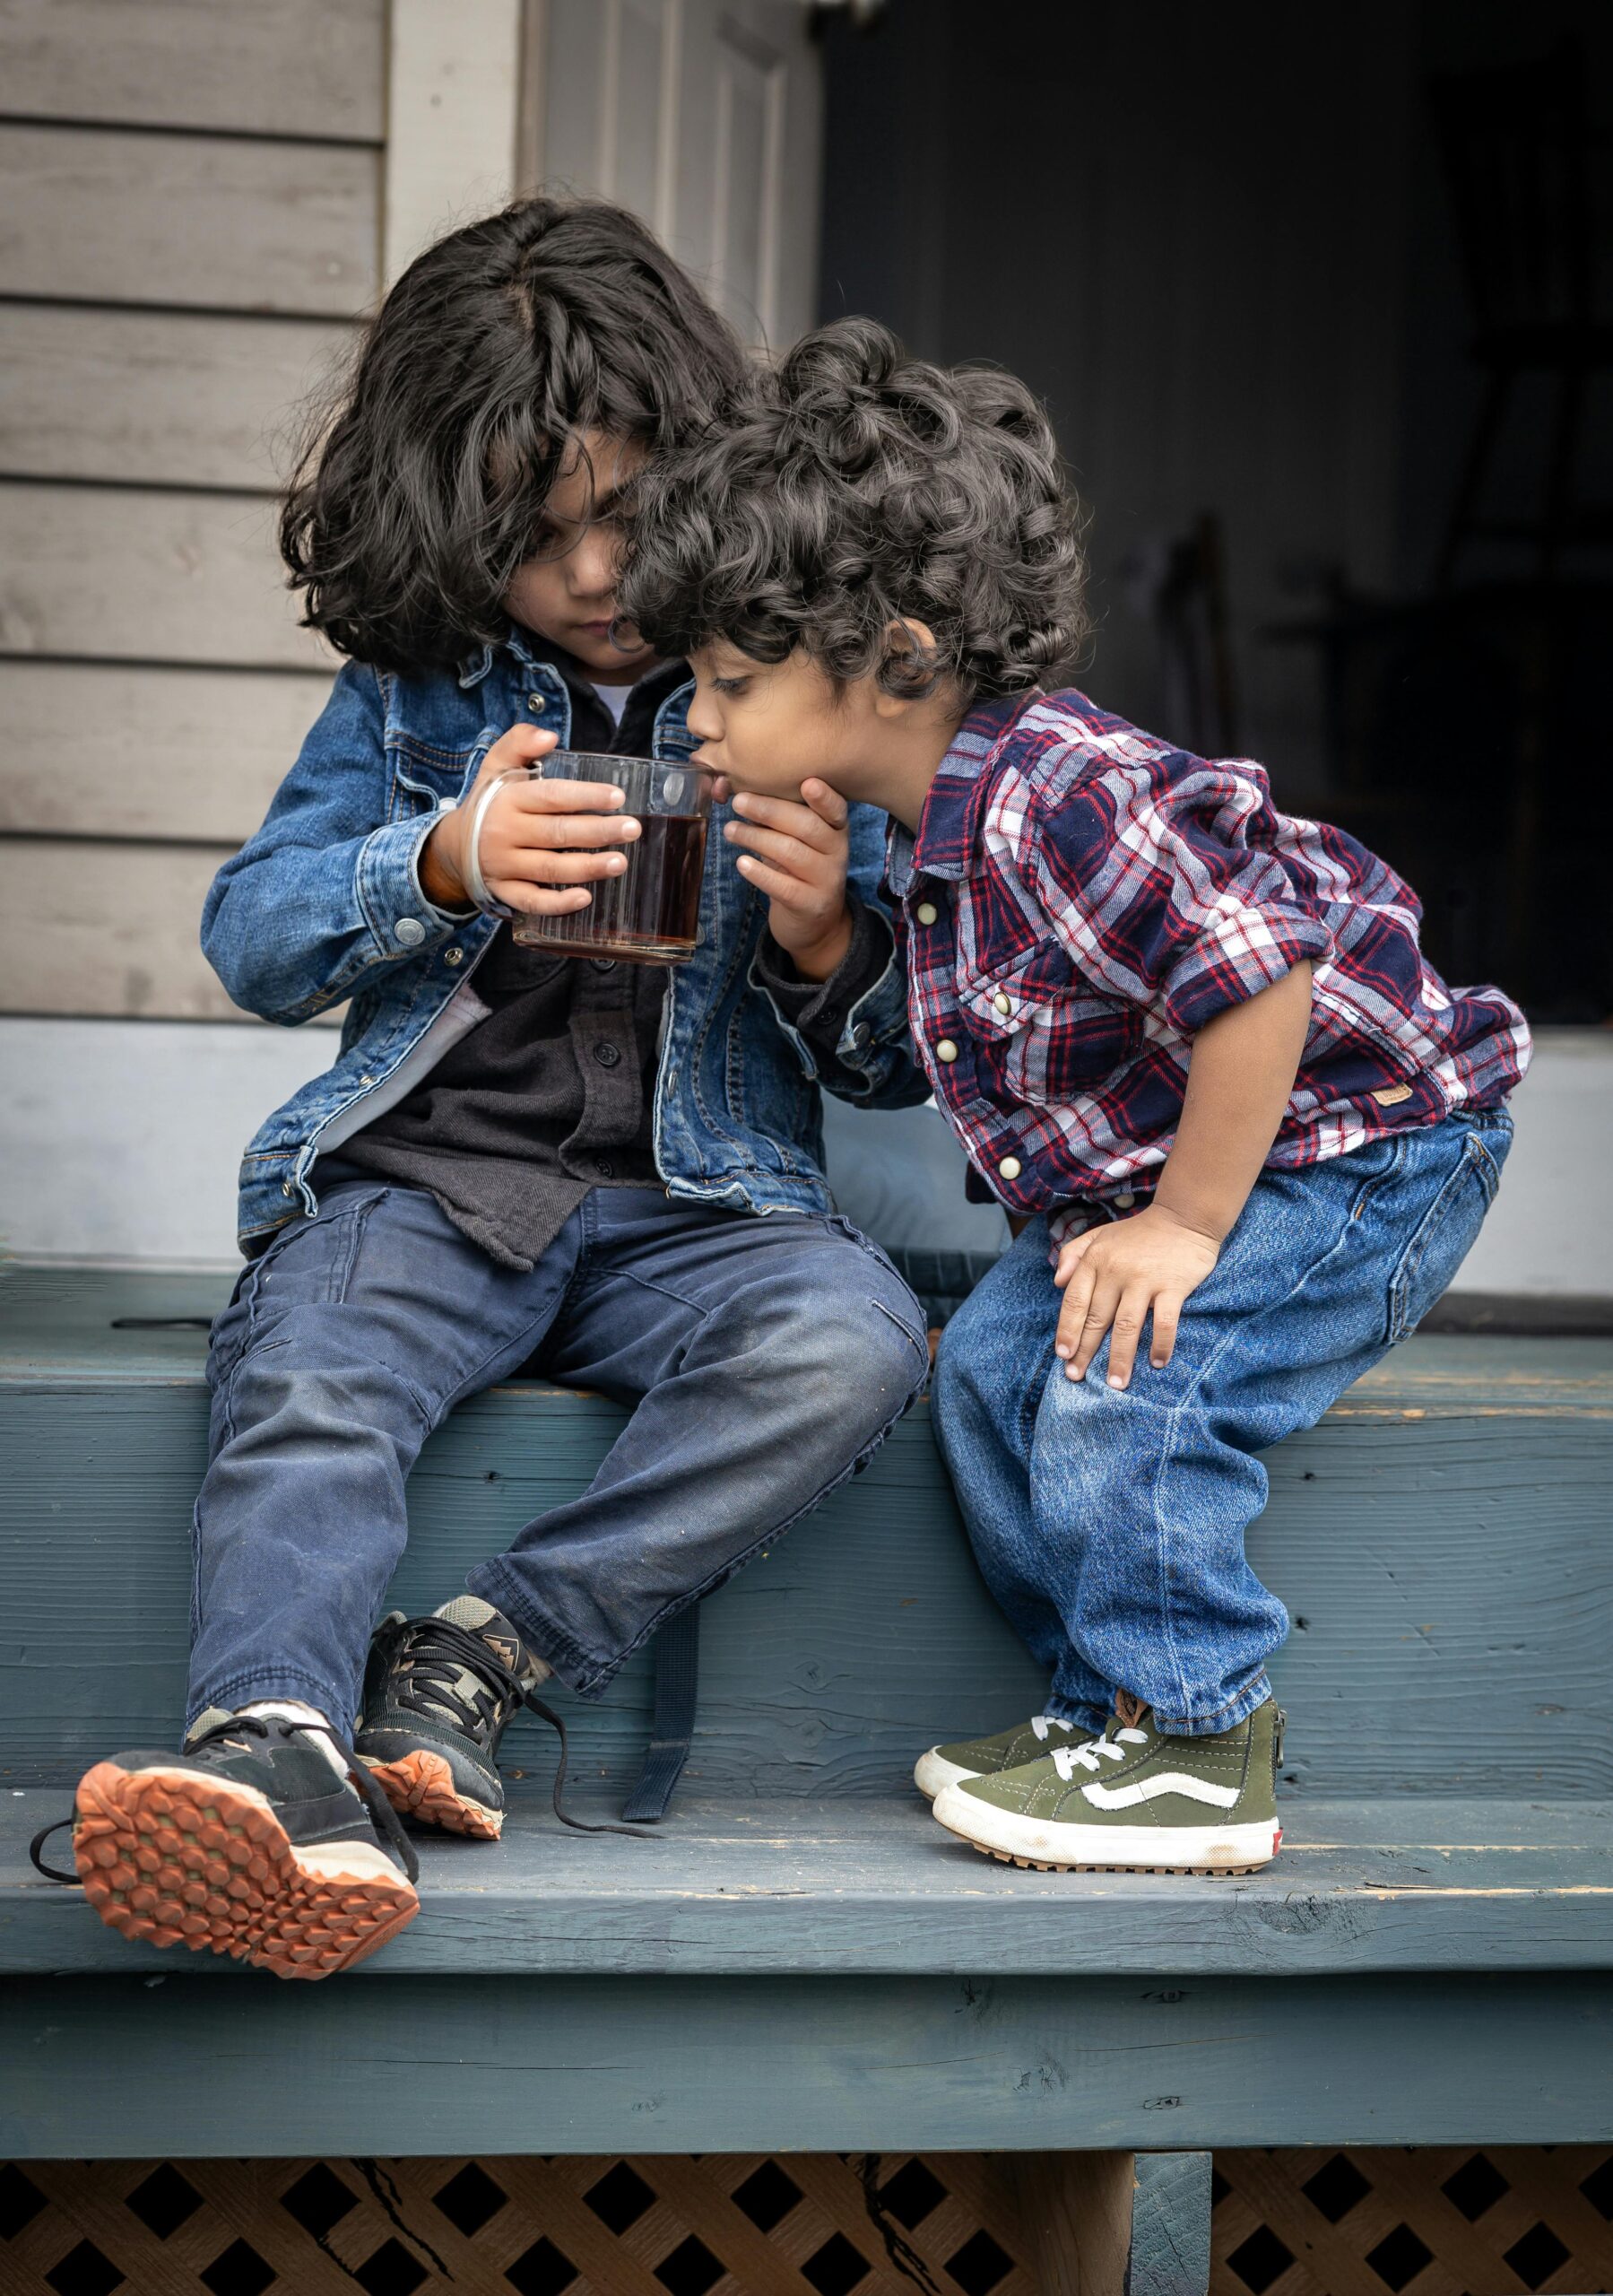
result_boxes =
[362,1749,502,1839]
[72,1761,419,1979]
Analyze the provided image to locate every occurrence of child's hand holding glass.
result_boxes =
[716,776,854,981]
[420,724,645,917]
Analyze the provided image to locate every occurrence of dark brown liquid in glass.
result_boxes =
[513,813,707,962]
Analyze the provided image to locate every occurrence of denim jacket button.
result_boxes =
[998,1154,1022,1179]
[395,916,426,947]
[851,1022,872,1052]
[444,946,464,966]
[935,1039,959,1063]
[915,900,939,926]
[528,694,547,715]
[282,1179,294,1196]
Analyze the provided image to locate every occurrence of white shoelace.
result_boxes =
[1029,1713,1080,1744]
[1051,1726,1149,1781]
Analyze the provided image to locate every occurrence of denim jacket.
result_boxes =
[203,631,925,1248]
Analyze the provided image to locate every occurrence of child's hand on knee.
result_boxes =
[1053,1205,1220,1390]
[720,777,854,980]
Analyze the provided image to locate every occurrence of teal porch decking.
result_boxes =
[2,1265,1610,2165]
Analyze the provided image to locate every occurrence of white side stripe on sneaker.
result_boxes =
[1080,1772,1242,1811]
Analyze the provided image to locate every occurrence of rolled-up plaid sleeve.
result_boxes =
[1026,752,1334,1035]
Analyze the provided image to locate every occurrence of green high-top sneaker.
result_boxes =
[914,1713,1087,1800]
[930,1699,1285,1874]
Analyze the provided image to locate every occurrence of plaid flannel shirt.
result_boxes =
[885,690,1531,1239]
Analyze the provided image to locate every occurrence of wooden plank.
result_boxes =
[0,123,378,315]
[10,1268,1612,1407]
[1132,2154,1213,2296]
[0,483,325,668]
[0,305,355,491]
[1011,2152,1139,2296]
[1012,2150,1210,2296]
[3,1305,1611,1798]
[0,839,239,1019]
[0,662,330,842]
[8,1788,1612,1979]
[3,1972,1610,2158]
[383,0,520,285]
[0,0,386,142]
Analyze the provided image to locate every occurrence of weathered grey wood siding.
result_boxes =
[0,0,386,1021]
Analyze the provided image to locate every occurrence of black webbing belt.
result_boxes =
[620,1603,700,1822]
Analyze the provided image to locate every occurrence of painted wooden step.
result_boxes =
[4,1265,1612,1798]
[4,1790,1609,1980]
[4,1787,1610,2158]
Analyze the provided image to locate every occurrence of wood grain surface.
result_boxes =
[0,839,242,1019]
[3,1268,1610,1799]
[0,483,325,667]
[3,1970,1609,2158]
[0,123,378,314]
[0,304,352,492]
[5,1792,1610,1979]
[0,661,333,842]
[0,0,386,142]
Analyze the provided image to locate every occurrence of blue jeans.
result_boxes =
[932,1111,1513,1737]
[189,1183,929,1735]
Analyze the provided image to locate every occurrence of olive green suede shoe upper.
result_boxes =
[913,1712,1086,1800]
[953,1699,1282,1832]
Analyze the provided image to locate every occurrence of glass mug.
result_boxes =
[470,751,715,965]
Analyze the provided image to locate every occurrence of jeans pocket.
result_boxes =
[1384,1133,1499,1344]
[823,1213,931,1364]
[213,1182,392,1380]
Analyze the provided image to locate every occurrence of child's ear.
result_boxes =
[873,618,939,717]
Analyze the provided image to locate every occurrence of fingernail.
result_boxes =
[1054,1344,1071,1359]
[1108,1374,1125,1389]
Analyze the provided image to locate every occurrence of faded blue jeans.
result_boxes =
[189,1182,929,1735]
[932,1110,1513,1737]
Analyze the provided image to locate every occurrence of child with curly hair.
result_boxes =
[618,318,1530,1875]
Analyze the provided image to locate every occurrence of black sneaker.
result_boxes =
[358,1597,551,1838]
[358,1597,645,1841]
[31,1713,421,1979]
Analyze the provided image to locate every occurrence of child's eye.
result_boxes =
[714,675,750,698]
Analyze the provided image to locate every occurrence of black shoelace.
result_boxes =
[30,1713,422,1885]
[388,1615,647,1838]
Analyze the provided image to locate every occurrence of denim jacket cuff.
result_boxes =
[356,815,472,958]
[835,920,910,1071]
[752,897,906,1084]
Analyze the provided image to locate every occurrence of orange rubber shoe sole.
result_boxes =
[72,1761,419,1979]
[361,1748,502,1839]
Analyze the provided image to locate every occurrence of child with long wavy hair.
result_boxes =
[38,213,931,1978]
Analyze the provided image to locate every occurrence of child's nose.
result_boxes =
[685,693,723,743]
[568,527,617,597]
